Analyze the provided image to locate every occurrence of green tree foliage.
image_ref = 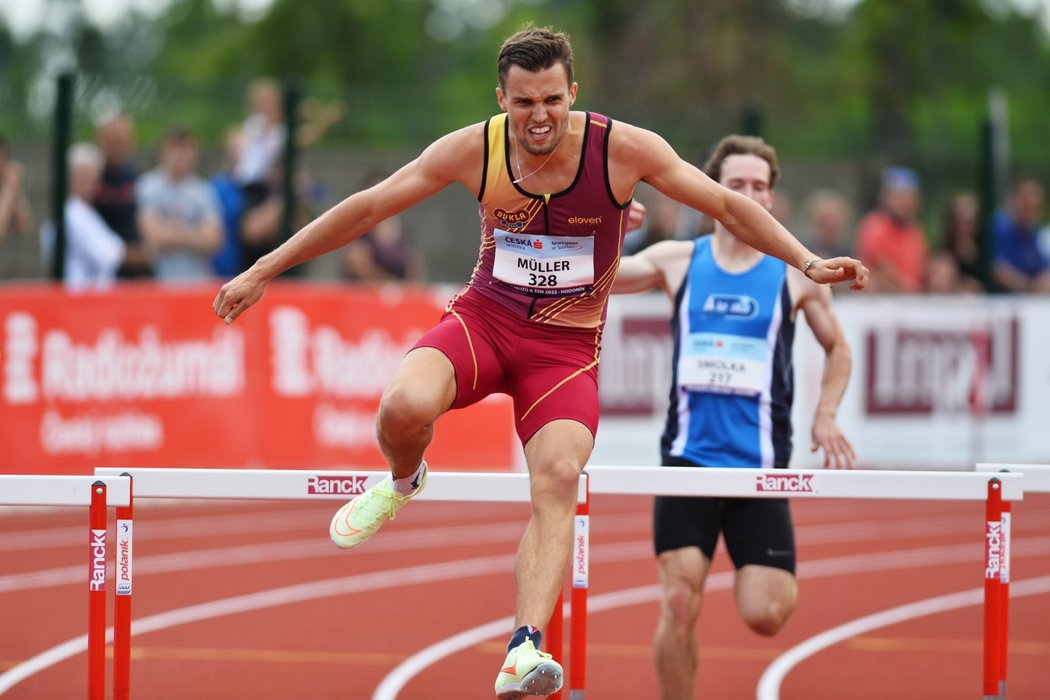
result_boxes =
[1,0,1048,167]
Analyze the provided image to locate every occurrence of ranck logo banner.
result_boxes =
[0,283,515,474]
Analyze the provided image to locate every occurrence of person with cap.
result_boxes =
[854,166,928,293]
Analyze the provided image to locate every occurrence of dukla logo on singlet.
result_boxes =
[494,208,529,231]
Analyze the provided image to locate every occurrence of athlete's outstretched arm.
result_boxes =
[612,239,692,297]
[795,278,856,469]
[213,123,484,324]
[612,252,663,295]
[609,124,868,290]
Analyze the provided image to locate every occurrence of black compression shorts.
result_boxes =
[653,457,797,574]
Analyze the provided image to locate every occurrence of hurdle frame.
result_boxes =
[90,465,1026,700]
[0,474,131,700]
[975,463,1050,700]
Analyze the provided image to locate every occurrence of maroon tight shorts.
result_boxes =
[413,288,601,445]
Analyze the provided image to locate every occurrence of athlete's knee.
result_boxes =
[377,384,440,438]
[530,457,582,502]
[741,596,795,637]
[660,582,700,634]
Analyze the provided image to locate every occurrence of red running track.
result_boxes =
[2,491,1049,699]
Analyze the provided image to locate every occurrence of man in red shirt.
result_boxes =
[854,166,927,292]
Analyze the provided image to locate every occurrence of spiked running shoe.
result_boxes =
[494,639,563,699]
[329,465,427,549]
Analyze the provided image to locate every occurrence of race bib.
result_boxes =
[679,332,768,396]
[492,229,594,296]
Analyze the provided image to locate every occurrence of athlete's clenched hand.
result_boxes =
[213,270,269,325]
[804,257,870,291]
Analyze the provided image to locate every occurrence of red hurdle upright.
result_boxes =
[569,473,589,700]
[547,591,564,700]
[87,482,108,700]
[982,477,1004,700]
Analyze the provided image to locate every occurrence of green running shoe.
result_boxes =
[329,464,427,549]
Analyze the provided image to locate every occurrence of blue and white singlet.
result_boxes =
[661,236,795,469]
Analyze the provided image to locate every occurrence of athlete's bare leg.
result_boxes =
[375,347,457,478]
[514,419,594,632]
[653,546,710,700]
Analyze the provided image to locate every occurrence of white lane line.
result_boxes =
[369,536,1050,699]
[5,534,1050,697]
[0,553,511,696]
[9,505,1041,594]
[0,500,547,552]
[755,575,1050,700]
[0,516,649,594]
[0,540,651,696]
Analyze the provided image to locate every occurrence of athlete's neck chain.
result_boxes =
[513,128,567,185]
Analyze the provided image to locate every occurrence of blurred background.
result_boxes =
[1,0,1049,472]
[1,0,1049,282]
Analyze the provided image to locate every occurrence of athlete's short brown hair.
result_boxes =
[498,25,575,89]
[703,135,780,189]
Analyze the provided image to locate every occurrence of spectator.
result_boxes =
[233,79,341,271]
[235,78,286,211]
[992,178,1050,293]
[137,126,222,282]
[240,163,319,270]
[211,127,246,278]
[342,175,423,283]
[932,192,984,293]
[0,135,34,242]
[1041,221,1050,263]
[41,142,125,289]
[854,166,928,293]
[93,113,152,278]
[234,80,345,201]
[802,189,852,261]
[925,250,968,294]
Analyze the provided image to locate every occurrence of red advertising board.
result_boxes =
[0,283,516,474]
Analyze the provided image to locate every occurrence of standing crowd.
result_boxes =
[3,79,357,289]
[626,164,1050,296]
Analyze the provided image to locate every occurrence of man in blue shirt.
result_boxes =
[993,178,1050,293]
[614,135,857,700]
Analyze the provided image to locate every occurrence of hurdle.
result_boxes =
[92,467,587,700]
[87,465,1025,700]
[975,463,1050,700]
[0,474,131,700]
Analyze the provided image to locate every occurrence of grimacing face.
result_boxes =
[496,63,578,157]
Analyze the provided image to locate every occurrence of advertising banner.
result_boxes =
[595,293,1050,470]
[0,284,516,474]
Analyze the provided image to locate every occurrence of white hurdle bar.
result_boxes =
[1,475,131,700]
[91,466,1023,700]
[94,467,588,504]
[0,474,131,507]
[585,466,1023,501]
[976,463,1050,492]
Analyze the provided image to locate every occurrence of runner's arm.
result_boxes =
[795,277,856,469]
[612,240,691,297]
[609,124,868,289]
[214,123,484,323]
